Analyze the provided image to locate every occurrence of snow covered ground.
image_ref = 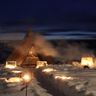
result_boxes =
[38,64,96,96]
[0,77,52,96]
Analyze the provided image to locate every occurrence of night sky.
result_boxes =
[0,0,96,26]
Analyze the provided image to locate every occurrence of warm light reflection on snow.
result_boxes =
[5,65,17,69]
[5,77,23,83]
[12,70,22,74]
[42,68,56,73]
[54,75,73,80]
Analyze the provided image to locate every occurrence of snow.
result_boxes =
[0,77,53,96]
[40,64,96,96]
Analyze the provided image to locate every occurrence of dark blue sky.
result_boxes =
[0,0,96,25]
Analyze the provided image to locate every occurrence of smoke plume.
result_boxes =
[56,41,94,62]
[32,33,59,57]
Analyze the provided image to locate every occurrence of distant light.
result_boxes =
[5,61,17,69]
[81,56,94,68]
[36,61,48,69]
[29,51,33,55]
[22,74,31,83]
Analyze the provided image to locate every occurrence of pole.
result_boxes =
[25,84,27,96]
